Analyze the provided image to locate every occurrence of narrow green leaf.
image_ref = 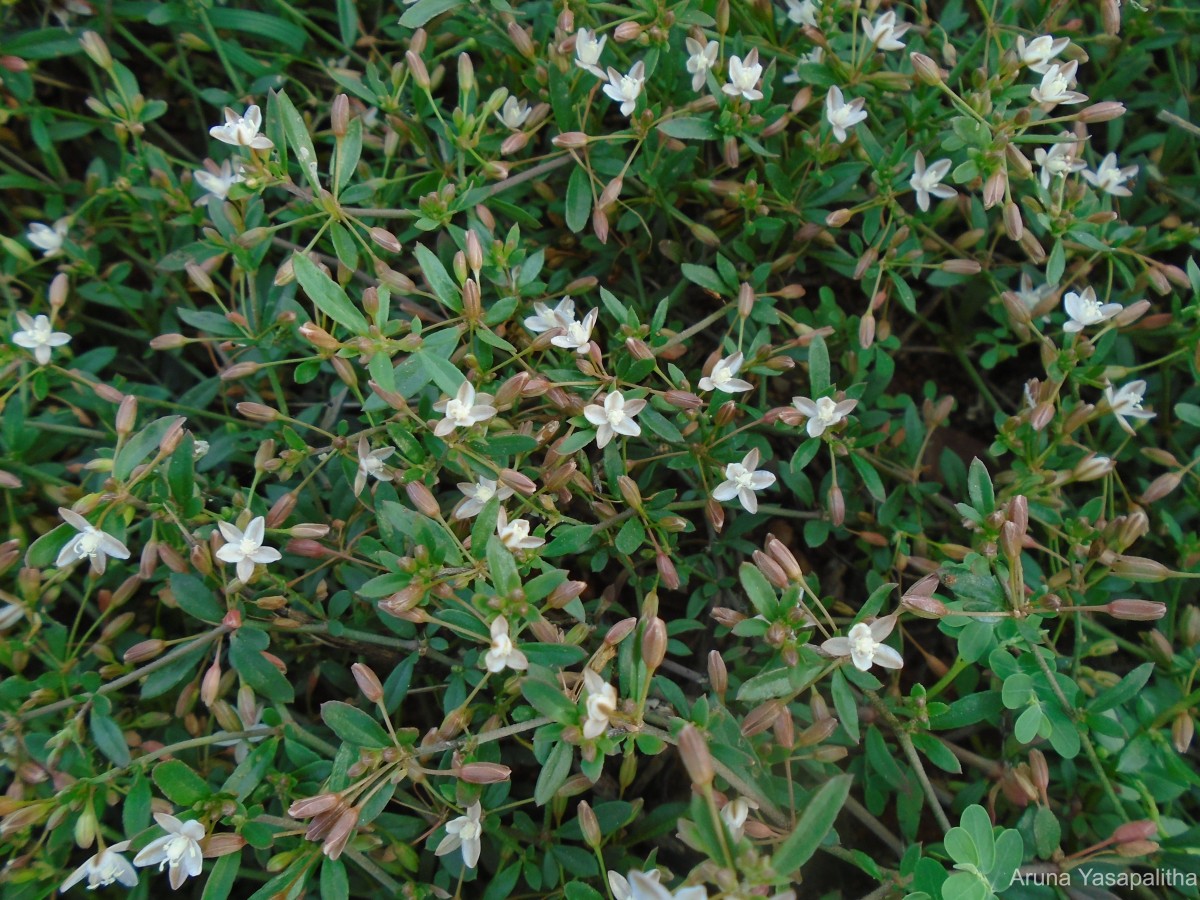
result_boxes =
[273,90,321,192]
[153,759,210,806]
[808,334,830,394]
[535,740,574,805]
[398,0,464,28]
[292,252,369,334]
[114,415,183,480]
[657,117,717,140]
[413,243,462,312]
[771,775,853,874]
[565,166,591,234]
[321,700,392,747]
[90,710,131,766]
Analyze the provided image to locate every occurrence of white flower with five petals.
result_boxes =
[354,435,395,495]
[433,382,497,437]
[603,60,646,117]
[698,351,753,393]
[1103,380,1155,435]
[712,449,776,514]
[214,516,281,583]
[685,37,718,92]
[1030,61,1087,106]
[784,0,819,27]
[26,218,69,256]
[454,477,514,519]
[551,307,598,353]
[484,616,528,672]
[792,395,858,437]
[1062,286,1121,333]
[1033,136,1086,189]
[1016,34,1069,74]
[524,295,577,334]
[825,86,867,143]
[194,159,244,201]
[821,615,903,671]
[723,49,763,102]
[584,390,646,449]
[1083,153,1137,197]
[209,105,274,150]
[496,507,544,551]
[56,508,130,575]
[861,11,910,51]
[132,814,206,891]
[626,871,708,900]
[574,29,608,79]
[12,311,70,366]
[909,152,957,212]
[61,842,139,892]
[495,96,532,131]
[435,802,483,869]
[582,668,617,739]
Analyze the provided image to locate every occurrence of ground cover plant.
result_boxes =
[2,0,1200,897]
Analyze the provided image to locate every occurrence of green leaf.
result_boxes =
[849,453,886,502]
[416,350,464,396]
[114,415,183,480]
[772,775,853,874]
[739,562,778,618]
[831,668,860,743]
[991,828,1023,890]
[736,668,795,702]
[614,518,645,556]
[639,406,684,443]
[170,573,224,622]
[335,0,357,45]
[90,709,131,766]
[321,858,349,900]
[657,117,717,140]
[542,523,594,558]
[943,825,978,867]
[961,805,996,872]
[202,853,241,900]
[1046,239,1066,286]
[153,759,210,807]
[1001,674,1034,709]
[221,738,278,802]
[565,166,591,234]
[321,700,392,747]
[487,536,520,594]
[1174,402,1200,428]
[521,676,576,722]
[273,90,321,192]
[909,732,962,773]
[535,740,573,805]
[1014,705,1043,743]
[292,252,369,334]
[967,457,995,515]
[1088,662,1154,713]
[681,263,725,294]
[1033,806,1060,858]
[398,0,464,27]
[228,630,294,702]
[413,243,463,312]
[808,334,830,394]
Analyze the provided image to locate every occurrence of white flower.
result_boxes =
[792,394,858,438]
[723,48,763,102]
[861,11,910,51]
[496,96,531,131]
[484,616,528,673]
[784,46,824,83]
[55,508,130,576]
[354,435,395,495]
[194,159,244,201]
[1016,34,1069,74]
[1104,380,1155,435]
[132,813,206,891]
[525,295,577,334]
[626,871,708,900]
[26,218,69,256]
[0,603,24,631]
[193,440,211,460]
[784,0,819,27]
[603,60,646,117]
[825,86,867,143]
[1083,153,1137,197]
[1033,136,1086,189]
[1062,286,1122,333]
[551,307,598,353]
[712,448,776,514]
[433,381,497,437]
[1030,61,1087,106]
[582,668,617,739]
[214,687,270,762]
[821,615,904,671]
[574,28,608,79]
[685,37,719,92]
[496,507,544,551]
[435,802,483,869]
[62,842,139,892]
[209,105,273,150]
[909,152,957,212]
[721,797,758,840]
[583,390,647,449]
[698,351,753,393]
[11,311,70,366]
[454,477,514,519]
[214,515,281,583]
[1014,272,1056,316]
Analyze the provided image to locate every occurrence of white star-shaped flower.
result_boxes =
[11,311,70,366]
[209,105,274,150]
[574,28,607,79]
[861,11,910,51]
[582,668,617,739]
[524,295,577,334]
[495,96,531,131]
[454,477,514,519]
[685,37,718,92]
[1030,61,1087,106]
[1103,380,1155,435]
[26,218,69,257]
[496,507,544,551]
[698,351,753,393]
[56,508,130,576]
[712,448,776,514]
[433,382,497,437]
[1016,34,1069,74]
[825,86,867,143]
[1083,153,1137,197]
[821,615,903,671]
[583,390,646,449]
[435,802,483,869]
[1062,286,1121,333]
[909,152,957,212]
[354,435,395,495]
[484,616,528,673]
[132,813,206,891]
[1033,136,1086,189]
[551,307,598,353]
[625,870,708,899]
[603,60,646,117]
[723,48,763,102]
[194,159,245,201]
[784,0,819,27]
[720,797,758,840]
[214,515,281,583]
[61,841,139,892]
[792,394,858,438]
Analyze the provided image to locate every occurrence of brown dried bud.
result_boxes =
[1111,820,1158,844]
[828,485,845,527]
[369,227,402,254]
[201,833,247,859]
[741,700,784,737]
[942,259,982,275]
[220,361,260,381]
[664,390,702,410]
[826,208,853,227]
[710,607,744,628]
[150,333,190,350]
[677,724,714,787]
[797,717,839,747]
[765,535,803,582]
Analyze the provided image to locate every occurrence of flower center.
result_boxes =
[492,634,513,656]
[605,407,624,426]
[476,483,494,502]
[447,398,472,424]
[79,530,102,555]
[849,625,876,660]
[732,466,754,489]
[239,538,259,556]
[565,322,589,344]
[460,820,481,841]
[815,396,839,424]
[161,834,193,870]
